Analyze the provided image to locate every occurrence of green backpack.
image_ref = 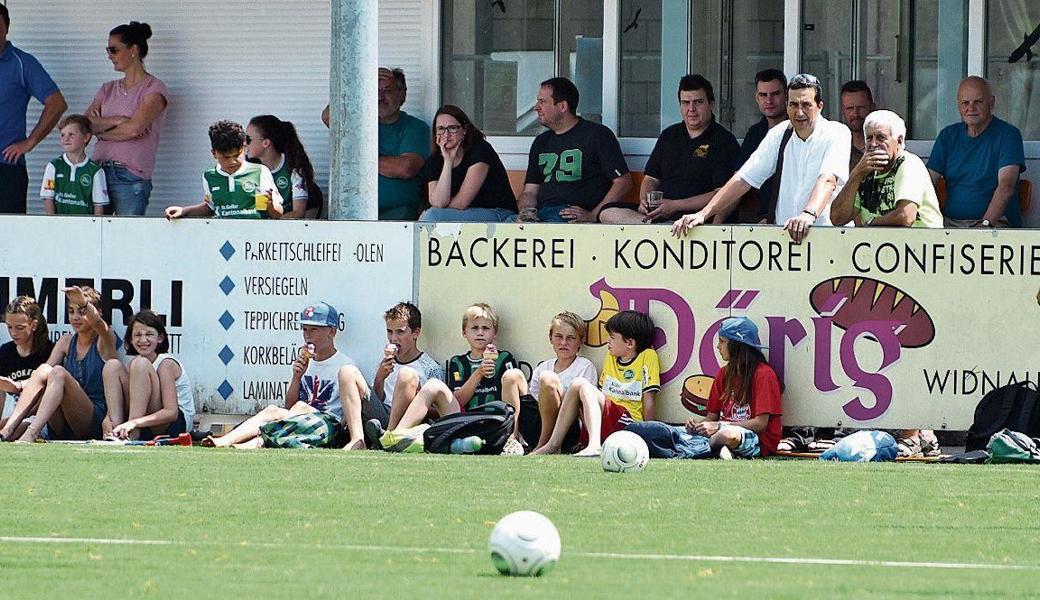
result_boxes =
[986,429,1040,464]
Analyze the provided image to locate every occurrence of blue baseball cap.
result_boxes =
[299,301,339,327]
[719,317,767,349]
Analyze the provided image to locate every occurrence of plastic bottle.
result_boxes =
[450,436,485,454]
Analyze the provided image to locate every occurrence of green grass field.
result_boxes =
[1,446,1038,599]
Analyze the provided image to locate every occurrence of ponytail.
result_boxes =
[248,115,317,190]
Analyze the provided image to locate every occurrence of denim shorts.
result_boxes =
[720,424,761,458]
[101,162,152,216]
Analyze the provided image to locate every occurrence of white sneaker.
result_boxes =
[718,446,733,460]
[501,437,525,456]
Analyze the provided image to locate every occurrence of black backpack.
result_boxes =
[965,381,1040,452]
[424,401,515,455]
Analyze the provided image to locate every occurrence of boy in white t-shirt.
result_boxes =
[361,302,444,438]
[523,312,597,452]
[203,301,370,449]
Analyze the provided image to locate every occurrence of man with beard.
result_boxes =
[839,80,876,172]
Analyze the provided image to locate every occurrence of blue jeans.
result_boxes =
[419,207,517,223]
[506,205,570,223]
[102,162,152,215]
[625,422,712,459]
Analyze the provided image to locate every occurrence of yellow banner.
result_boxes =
[417,223,1040,429]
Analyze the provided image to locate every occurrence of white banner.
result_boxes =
[0,217,414,415]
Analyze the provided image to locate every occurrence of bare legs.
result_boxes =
[102,357,167,440]
[533,371,564,451]
[206,402,316,448]
[338,365,369,450]
[531,377,606,456]
[501,368,528,442]
[0,364,51,441]
[17,366,97,442]
[393,378,459,431]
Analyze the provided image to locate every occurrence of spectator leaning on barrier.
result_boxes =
[0,4,67,214]
[839,80,876,171]
[516,77,631,223]
[164,120,283,220]
[418,105,517,223]
[830,110,942,228]
[926,76,1026,228]
[87,21,169,216]
[245,115,319,219]
[325,68,429,220]
[672,73,851,243]
[723,68,788,224]
[599,74,738,225]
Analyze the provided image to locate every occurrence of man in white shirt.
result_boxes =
[672,73,851,243]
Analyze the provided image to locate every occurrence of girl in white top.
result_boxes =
[102,310,194,440]
[527,312,597,451]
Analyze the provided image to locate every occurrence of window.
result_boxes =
[618,0,784,138]
[801,0,964,139]
[441,0,603,136]
[987,0,1040,139]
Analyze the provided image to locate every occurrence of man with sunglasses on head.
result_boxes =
[672,73,850,244]
[322,67,429,220]
[0,5,68,213]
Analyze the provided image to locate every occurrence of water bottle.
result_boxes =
[450,436,485,454]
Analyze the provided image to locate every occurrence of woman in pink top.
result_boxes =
[86,22,168,215]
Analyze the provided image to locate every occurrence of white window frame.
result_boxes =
[477,0,1003,167]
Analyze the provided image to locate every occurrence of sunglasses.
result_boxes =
[245,136,264,144]
[105,46,124,55]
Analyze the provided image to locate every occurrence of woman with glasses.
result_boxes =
[418,105,517,222]
[101,310,194,441]
[85,21,169,216]
[245,115,321,219]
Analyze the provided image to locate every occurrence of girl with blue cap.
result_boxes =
[688,316,783,459]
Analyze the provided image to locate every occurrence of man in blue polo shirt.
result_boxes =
[927,76,1025,228]
[0,5,67,214]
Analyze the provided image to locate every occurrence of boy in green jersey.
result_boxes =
[41,115,109,216]
[165,120,283,220]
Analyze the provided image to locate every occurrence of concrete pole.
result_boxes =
[329,0,379,220]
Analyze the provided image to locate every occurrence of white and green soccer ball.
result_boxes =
[488,511,561,576]
[601,430,650,473]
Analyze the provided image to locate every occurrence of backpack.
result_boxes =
[986,429,1040,464]
[965,381,1040,452]
[424,401,515,455]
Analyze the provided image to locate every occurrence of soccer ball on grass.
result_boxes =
[601,430,650,473]
[488,511,561,576]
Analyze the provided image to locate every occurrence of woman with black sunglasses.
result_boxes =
[85,21,169,216]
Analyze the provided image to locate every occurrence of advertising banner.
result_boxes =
[417,223,1040,429]
[0,217,414,416]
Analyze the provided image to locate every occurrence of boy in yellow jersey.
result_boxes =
[531,310,659,457]
[164,120,283,220]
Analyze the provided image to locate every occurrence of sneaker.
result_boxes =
[364,419,385,450]
[897,436,922,458]
[919,430,941,457]
[501,437,524,456]
[718,446,733,460]
[380,424,429,453]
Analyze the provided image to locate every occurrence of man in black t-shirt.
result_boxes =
[600,74,739,224]
[721,68,788,223]
[517,77,631,223]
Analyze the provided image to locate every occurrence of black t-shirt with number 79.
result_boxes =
[525,118,629,210]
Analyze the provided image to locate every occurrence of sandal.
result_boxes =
[897,436,922,458]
